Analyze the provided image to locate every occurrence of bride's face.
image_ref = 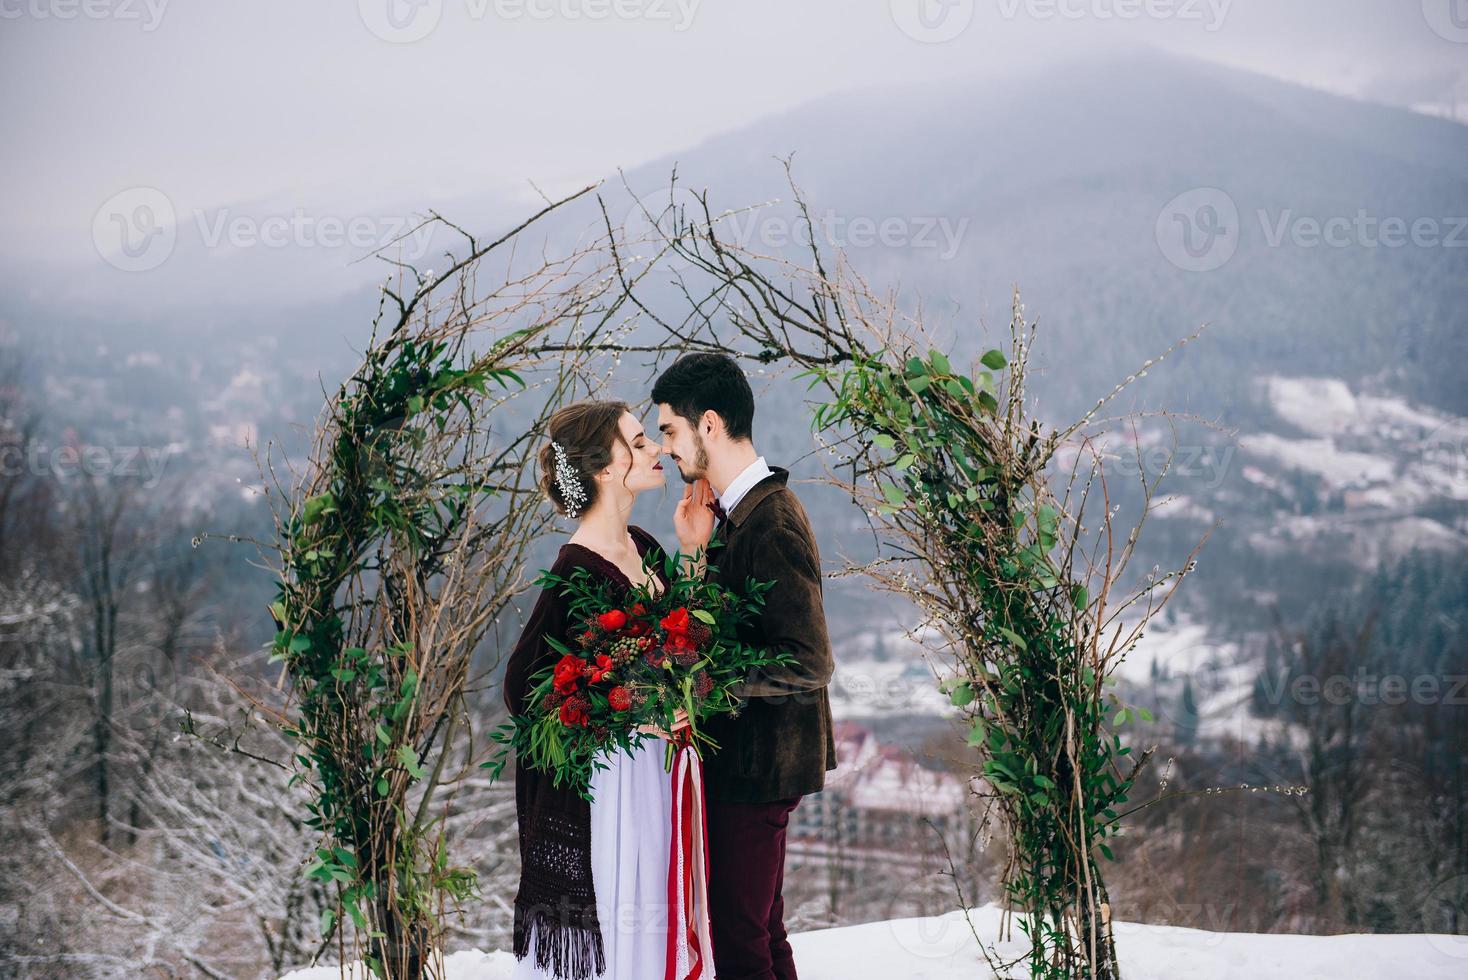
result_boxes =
[595,411,664,499]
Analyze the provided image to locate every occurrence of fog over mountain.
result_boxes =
[6,48,1463,672]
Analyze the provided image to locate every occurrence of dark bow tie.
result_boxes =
[710,497,727,522]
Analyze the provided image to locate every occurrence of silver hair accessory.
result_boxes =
[550,440,587,518]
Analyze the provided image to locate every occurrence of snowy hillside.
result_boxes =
[279,904,1468,979]
[1159,375,1468,569]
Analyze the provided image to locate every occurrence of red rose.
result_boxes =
[588,654,614,684]
[626,618,650,637]
[553,654,586,694]
[608,686,632,712]
[660,607,690,636]
[597,609,628,631]
[559,697,590,726]
[663,631,696,656]
[630,603,647,616]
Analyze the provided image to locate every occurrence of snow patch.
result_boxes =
[278,905,1468,979]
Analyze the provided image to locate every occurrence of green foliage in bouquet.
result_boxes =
[483,545,790,800]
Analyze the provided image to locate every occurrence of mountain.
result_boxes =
[6,47,1465,651]
[608,46,1468,423]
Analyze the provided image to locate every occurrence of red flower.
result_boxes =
[588,654,614,684]
[597,609,628,631]
[579,629,595,646]
[625,618,650,637]
[630,603,647,616]
[559,696,590,727]
[553,654,586,694]
[660,607,690,636]
[608,686,632,712]
[663,631,697,656]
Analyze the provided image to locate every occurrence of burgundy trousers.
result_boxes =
[705,794,803,980]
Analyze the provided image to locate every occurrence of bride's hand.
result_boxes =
[674,478,716,552]
[637,709,690,742]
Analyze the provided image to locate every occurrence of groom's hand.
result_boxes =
[674,478,716,551]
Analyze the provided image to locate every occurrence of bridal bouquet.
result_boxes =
[484,548,789,799]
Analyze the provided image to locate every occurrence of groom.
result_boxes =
[654,352,837,980]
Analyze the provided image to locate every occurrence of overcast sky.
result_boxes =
[2,0,1464,275]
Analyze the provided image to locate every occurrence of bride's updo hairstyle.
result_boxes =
[537,399,633,518]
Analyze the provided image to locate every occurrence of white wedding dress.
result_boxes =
[512,736,678,980]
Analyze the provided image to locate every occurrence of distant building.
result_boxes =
[791,721,973,861]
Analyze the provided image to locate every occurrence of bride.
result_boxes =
[504,399,717,980]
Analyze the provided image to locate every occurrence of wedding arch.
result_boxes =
[248,170,1219,980]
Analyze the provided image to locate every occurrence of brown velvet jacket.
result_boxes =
[701,465,838,803]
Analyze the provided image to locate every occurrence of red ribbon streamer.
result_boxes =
[665,737,712,980]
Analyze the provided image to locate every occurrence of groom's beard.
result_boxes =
[678,434,710,484]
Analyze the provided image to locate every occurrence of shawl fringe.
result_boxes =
[514,901,607,980]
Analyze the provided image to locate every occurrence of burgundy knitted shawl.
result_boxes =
[502,525,670,980]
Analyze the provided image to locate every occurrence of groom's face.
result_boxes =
[655,403,708,484]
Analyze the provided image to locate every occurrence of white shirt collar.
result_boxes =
[717,455,772,517]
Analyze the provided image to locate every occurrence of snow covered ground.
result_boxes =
[278,904,1468,979]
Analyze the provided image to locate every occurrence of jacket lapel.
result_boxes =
[725,466,790,529]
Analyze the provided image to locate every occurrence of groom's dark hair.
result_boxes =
[652,352,754,442]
